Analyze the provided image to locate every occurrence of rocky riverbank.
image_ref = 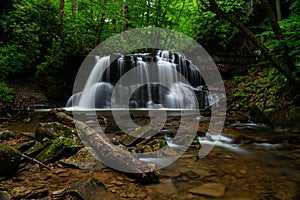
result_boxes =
[0,109,300,199]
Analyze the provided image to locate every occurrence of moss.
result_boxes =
[90,178,107,190]
[227,67,298,126]
[24,139,51,157]
[0,130,16,140]
[36,136,81,163]
[0,144,22,176]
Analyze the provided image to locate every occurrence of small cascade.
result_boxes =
[197,132,247,154]
[66,50,223,109]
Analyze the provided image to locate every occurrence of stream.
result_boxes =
[0,111,299,200]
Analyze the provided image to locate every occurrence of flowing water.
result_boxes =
[66,51,222,109]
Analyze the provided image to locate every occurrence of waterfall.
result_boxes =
[78,56,111,108]
[66,50,223,109]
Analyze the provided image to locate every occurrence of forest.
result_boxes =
[0,0,299,128]
[0,0,300,199]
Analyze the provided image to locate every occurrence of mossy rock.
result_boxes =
[0,144,22,176]
[64,178,115,200]
[36,136,82,163]
[173,135,198,146]
[17,140,36,152]
[141,139,168,153]
[35,122,77,141]
[270,107,300,132]
[23,138,51,157]
[0,130,16,140]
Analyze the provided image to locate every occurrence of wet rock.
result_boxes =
[147,179,177,198]
[25,189,49,199]
[270,107,300,132]
[249,106,270,124]
[12,177,24,182]
[63,178,116,200]
[35,172,51,181]
[35,122,77,141]
[10,186,32,199]
[20,132,35,139]
[59,147,106,171]
[0,191,11,200]
[17,140,36,152]
[122,126,156,146]
[139,138,168,153]
[183,170,200,179]
[173,135,199,146]
[51,189,65,200]
[0,144,22,176]
[22,117,32,123]
[27,163,41,173]
[0,130,16,140]
[23,138,51,157]
[226,111,249,123]
[35,135,82,163]
[189,182,226,197]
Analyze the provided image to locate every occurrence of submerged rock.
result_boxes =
[189,182,226,197]
[64,178,116,200]
[0,144,22,176]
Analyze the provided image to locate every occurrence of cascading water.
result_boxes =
[66,50,221,109]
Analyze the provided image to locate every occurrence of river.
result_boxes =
[1,111,299,199]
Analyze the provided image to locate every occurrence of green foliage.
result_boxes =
[256,0,300,73]
[227,67,291,116]
[194,0,250,49]
[280,0,300,68]
[0,82,14,102]
[0,0,58,78]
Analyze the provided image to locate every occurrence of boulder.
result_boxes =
[16,140,36,152]
[35,135,82,163]
[59,147,106,171]
[35,122,77,141]
[270,107,300,132]
[63,178,116,200]
[0,191,11,200]
[23,138,51,157]
[0,144,22,176]
[0,130,16,140]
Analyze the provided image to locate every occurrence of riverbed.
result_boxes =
[0,112,299,199]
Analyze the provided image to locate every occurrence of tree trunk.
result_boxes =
[72,0,77,16]
[161,0,171,26]
[96,14,105,45]
[261,0,297,75]
[122,0,127,33]
[146,1,150,27]
[276,0,281,21]
[58,0,65,36]
[50,109,160,183]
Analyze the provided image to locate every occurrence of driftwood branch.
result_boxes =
[50,108,159,183]
[22,154,51,170]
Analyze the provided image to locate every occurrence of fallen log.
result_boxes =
[50,108,159,183]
